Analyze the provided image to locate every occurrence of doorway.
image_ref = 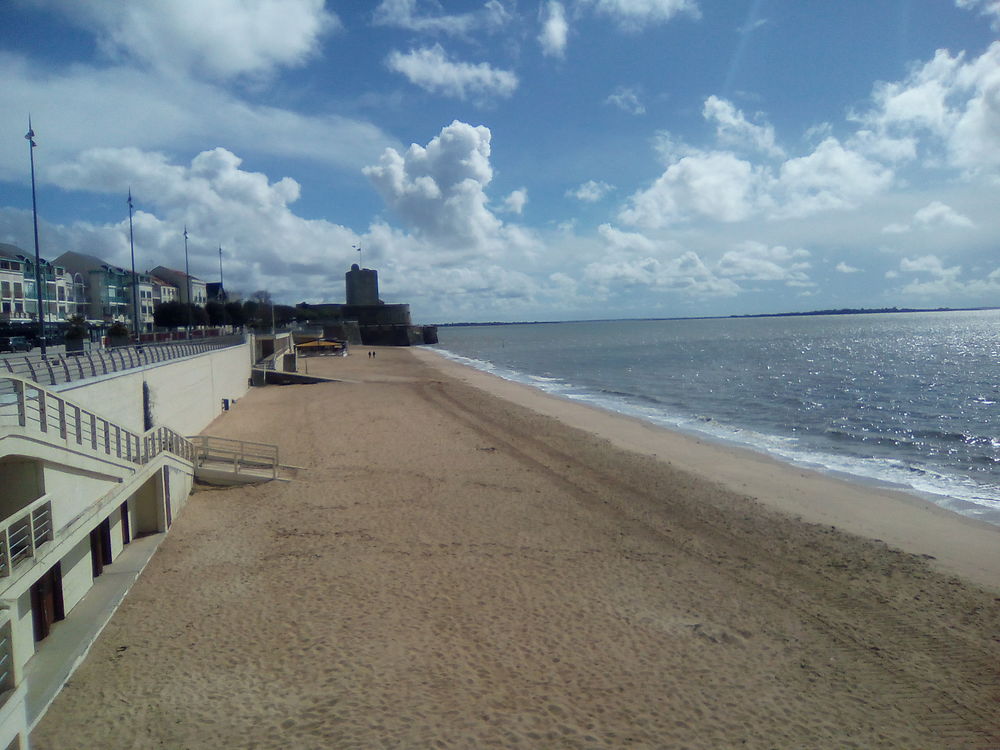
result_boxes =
[30,563,65,642]
[90,517,113,578]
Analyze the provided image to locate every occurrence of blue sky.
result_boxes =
[1,0,998,322]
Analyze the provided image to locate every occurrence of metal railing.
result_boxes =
[1,376,195,468]
[0,494,53,578]
[189,435,279,480]
[0,335,245,394]
[0,619,12,695]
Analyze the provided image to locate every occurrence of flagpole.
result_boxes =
[184,226,192,340]
[26,117,46,357]
[128,189,139,339]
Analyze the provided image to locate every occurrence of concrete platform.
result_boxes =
[23,532,167,729]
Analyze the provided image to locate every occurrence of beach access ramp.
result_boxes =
[190,435,293,485]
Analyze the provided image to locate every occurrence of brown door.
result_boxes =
[90,527,104,578]
[121,500,131,545]
[90,518,113,577]
[30,564,65,642]
[164,470,173,528]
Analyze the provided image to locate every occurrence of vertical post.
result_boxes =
[14,380,26,428]
[37,390,47,433]
[184,227,192,340]
[26,118,46,358]
[128,189,140,339]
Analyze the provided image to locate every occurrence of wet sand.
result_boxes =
[32,346,1000,749]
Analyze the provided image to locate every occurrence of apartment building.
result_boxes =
[0,244,79,325]
[148,266,207,307]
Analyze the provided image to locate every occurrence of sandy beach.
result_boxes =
[32,347,1000,749]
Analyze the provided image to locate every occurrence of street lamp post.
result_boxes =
[183,227,192,340]
[25,117,46,358]
[128,189,140,340]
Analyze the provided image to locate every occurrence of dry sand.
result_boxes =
[32,347,1000,749]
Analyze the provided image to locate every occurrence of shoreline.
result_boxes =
[412,347,1000,592]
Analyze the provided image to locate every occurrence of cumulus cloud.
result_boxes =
[619,148,763,227]
[890,252,1000,300]
[538,1,569,58]
[568,180,615,202]
[716,241,812,285]
[880,201,975,234]
[385,45,518,100]
[0,146,359,302]
[913,200,975,228]
[502,188,528,214]
[42,0,336,80]
[956,0,1000,28]
[373,0,511,36]
[363,120,534,261]
[582,226,811,298]
[605,86,646,115]
[859,43,1000,174]
[0,53,398,183]
[578,0,700,31]
[835,262,860,273]
[703,96,783,157]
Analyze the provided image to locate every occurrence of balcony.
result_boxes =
[0,495,52,578]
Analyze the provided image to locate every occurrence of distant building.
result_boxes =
[150,275,179,308]
[2,244,80,324]
[206,282,228,303]
[55,251,152,330]
[149,266,207,307]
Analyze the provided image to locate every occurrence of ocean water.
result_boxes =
[431,310,1000,525]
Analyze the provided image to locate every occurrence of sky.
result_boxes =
[0,0,998,323]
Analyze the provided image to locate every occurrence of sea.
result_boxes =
[430,309,1000,526]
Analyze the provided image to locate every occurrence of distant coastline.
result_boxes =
[434,306,999,328]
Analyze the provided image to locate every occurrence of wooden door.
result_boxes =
[121,500,131,545]
[30,564,64,642]
[90,518,112,578]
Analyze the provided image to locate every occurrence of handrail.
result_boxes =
[0,375,196,468]
[0,493,53,578]
[0,335,245,394]
[189,435,279,480]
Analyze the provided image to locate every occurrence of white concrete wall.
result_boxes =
[42,465,119,535]
[59,342,251,436]
[59,536,93,616]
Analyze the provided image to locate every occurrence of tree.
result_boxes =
[205,300,229,326]
[154,300,187,328]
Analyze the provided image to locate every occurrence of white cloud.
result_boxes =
[363,120,534,261]
[773,138,893,218]
[892,252,1000,300]
[859,43,1000,174]
[716,241,812,285]
[619,148,762,227]
[835,262,860,273]
[373,0,511,36]
[539,2,569,58]
[0,53,398,183]
[913,200,975,228]
[606,86,646,115]
[41,0,336,80]
[568,180,614,202]
[385,45,518,101]
[880,201,975,234]
[578,0,700,31]
[956,0,1000,29]
[703,96,783,157]
[502,188,528,214]
[0,146,359,302]
[899,254,961,278]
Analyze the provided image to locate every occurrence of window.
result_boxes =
[13,283,22,298]
[1,281,9,297]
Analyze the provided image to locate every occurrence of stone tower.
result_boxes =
[345,263,381,306]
